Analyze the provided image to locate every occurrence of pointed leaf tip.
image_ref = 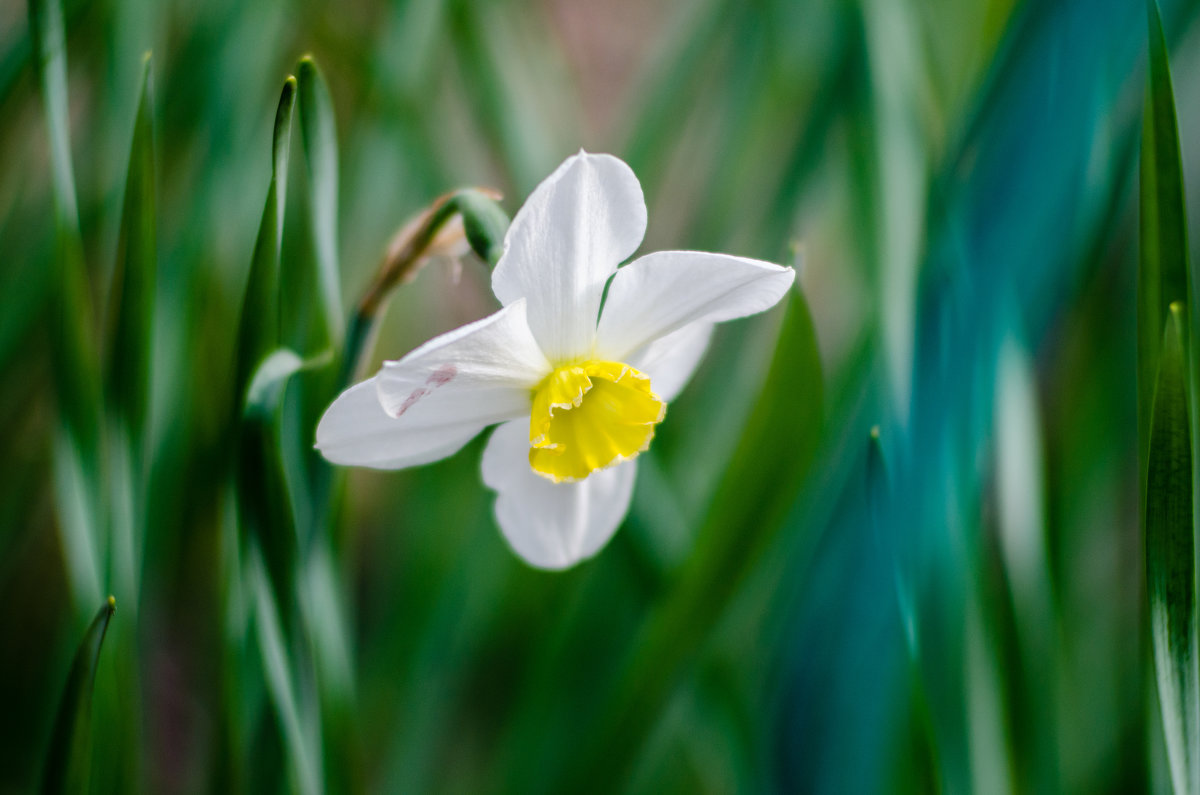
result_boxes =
[1138,0,1192,492]
[41,598,116,795]
[236,76,299,398]
[296,54,345,349]
[1146,303,1199,795]
[271,77,298,173]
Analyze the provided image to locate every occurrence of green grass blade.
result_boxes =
[28,0,101,462]
[248,547,321,795]
[238,342,347,790]
[40,597,116,795]
[235,76,297,402]
[29,0,104,618]
[105,54,157,450]
[1138,0,1192,485]
[1147,304,1199,795]
[52,430,103,606]
[1140,11,1198,787]
[236,347,327,795]
[296,56,344,351]
[27,0,78,227]
[551,286,823,791]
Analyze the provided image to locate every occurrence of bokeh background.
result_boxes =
[3,0,1200,792]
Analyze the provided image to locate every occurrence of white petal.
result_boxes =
[627,322,714,402]
[317,301,548,471]
[315,377,482,469]
[376,299,550,422]
[596,251,794,361]
[492,152,647,362]
[481,419,636,570]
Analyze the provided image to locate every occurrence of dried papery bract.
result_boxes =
[338,187,508,390]
[358,187,505,318]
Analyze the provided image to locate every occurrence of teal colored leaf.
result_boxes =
[867,426,887,524]
[235,76,297,402]
[1146,304,1199,795]
[105,54,157,449]
[867,425,917,653]
[41,597,116,795]
[1138,0,1192,485]
[296,55,344,351]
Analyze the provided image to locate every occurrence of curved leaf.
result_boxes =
[41,597,116,795]
[550,285,823,791]
[237,348,309,595]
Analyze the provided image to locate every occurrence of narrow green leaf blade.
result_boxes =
[249,547,321,795]
[105,54,157,447]
[235,76,297,402]
[703,285,824,535]
[1147,304,1199,795]
[554,285,823,791]
[1138,0,1191,483]
[296,55,344,350]
[30,0,105,621]
[236,346,327,795]
[28,0,102,462]
[27,0,79,226]
[41,597,116,795]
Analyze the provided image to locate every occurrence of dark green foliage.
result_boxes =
[41,598,115,795]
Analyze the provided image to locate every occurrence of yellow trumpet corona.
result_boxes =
[529,361,666,482]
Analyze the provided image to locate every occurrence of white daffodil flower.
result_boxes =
[316,151,794,569]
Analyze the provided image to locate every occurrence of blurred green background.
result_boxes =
[3,0,1200,791]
